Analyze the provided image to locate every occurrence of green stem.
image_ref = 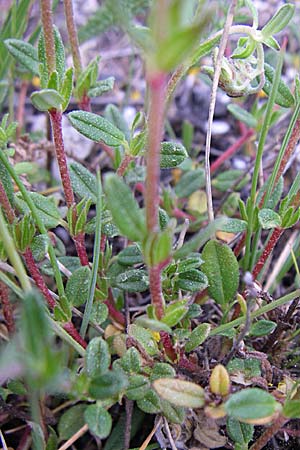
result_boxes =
[0,152,65,298]
[210,288,300,337]
[244,46,284,271]
[0,208,31,291]
[0,270,23,298]
[80,171,102,338]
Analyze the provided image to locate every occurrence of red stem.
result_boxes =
[39,0,56,74]
[105,288,125,326]
[249,416,288,450]
[0,180,15,224]
[210,129,254,173]
[145,73,166,231]
[274,115,300,186]
[63,321,87,348]
[145,72,167,320]
[252,227,283,279]
[160,331,177,361]
[49,109,75,209]
[149,265,164,320]
[117,154,134,177]
[74,232,89,266]
[16,81,29,139]
[78,93,92,112]
[0,281,15,334]
[23,247,56,309]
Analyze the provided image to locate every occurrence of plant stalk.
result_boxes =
[39,0,56,75]
[63,0,82,79]
[249,416,288,450]
[252,227,283,280]
[0,281,15,334]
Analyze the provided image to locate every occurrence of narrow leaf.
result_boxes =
[68,110,126,146]
[261,4,295,38]
[4,39,39,74]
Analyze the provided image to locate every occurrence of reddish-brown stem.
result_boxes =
[249,416,288,450]
[0,281,15,334]
[63,321,87,348]
[39,0,56,74]
[63,0,82,79]
[117,154,134,177]
[145,72,167,231]
[0,180,15,224]
[275,116,300,186]
[160,331,177,361]
[149,265,165,320]
[23,247,56,309]
[234,233,246,257]
[172,208,195,221]
[49,109,75,208]
[210,129,254,173]
[105,288,126,326]
[78,94,92,112]
[252,227,283,279]
[16,425,31,450]
[16,80,29,139]
[145,72,167,319]
[74,232,89,266]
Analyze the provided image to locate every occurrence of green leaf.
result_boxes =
[15,192,61,229]
[177,254,203,272]
[263,35,280,51]
[75,57,99,98]
[58,404,86,441]
[161,399,186,424]
[0,158,14,206]
[185,323,211,352]
[143,229,172,266]
[53,26,66,85]
[126,375,150,400]
[153,378,205,408]
[118,244,143,266]
[105,174,146,242]
[258,209,281,229]
[201,240,239,308]
[88,76,115,97]
[174,168,205,198]
[137,390,161,414]
[84,405,112,438]
[212,170,248,192]
[31,89,64,111]
[162,300,188,327]
[176,269,208,292]
[261,4,295,38]
[215,218,247,233]
[150,363,176,382]
[90,302,108,325]
[120,347,141,373]
[61,67,73,111]
[89,370,128,400]
[105,104,130,142]
[155,18,209,72]
[134,316,172,334]
[114,268,148,292]
[4,39,39,74]
[65,266,91,306]
[128,324,158,356]
[160,142,188,169]
[225,388,281,423]
[85,337,111,378]
[226,417,254,445]
[263,63,295,108]
[45,427,58,450]
[68,110,126,147]
[249,320,277,337]
[227,104,257,128]
[69,161,97,203]
[283,400,300,419]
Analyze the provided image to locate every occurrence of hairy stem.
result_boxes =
[0,179,15,224]
[23,247,56,309]
[49,109,75,208]
[63,0,82,79]
[39,0,56,75]
[252,227,283,280]
[74,232,89,266]
[0,281,15,334]
[249,416,288,450]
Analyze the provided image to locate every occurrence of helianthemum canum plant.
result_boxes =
[1,1,300,449]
